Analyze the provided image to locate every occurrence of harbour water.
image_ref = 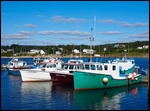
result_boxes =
[1,57,149,110]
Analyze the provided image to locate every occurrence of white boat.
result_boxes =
[6,58,30,75]
[33,57,44,65]
[7,58,27,69]
[1,64,7,71]
[33,57,62,65]
[20,61,63,82]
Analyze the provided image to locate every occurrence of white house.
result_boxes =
[28,49,39,54]
[28,49,45,55]
[143,45,149,49]
[73,49,80,54]
[137,47,143,49]
[1,49,6,53]
[55,51,61,55]
[40,50,45,54]
[83,49,95,54]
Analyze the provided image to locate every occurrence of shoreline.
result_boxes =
[1,55,149,58]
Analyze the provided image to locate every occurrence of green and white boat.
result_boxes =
[74,58,142,90]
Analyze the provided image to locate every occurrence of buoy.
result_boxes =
[131,77,134,81]
[103,77,108,83]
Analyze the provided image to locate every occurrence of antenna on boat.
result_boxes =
[89,33,94,62]
[89,16,96,62]
[94,16,96,42]
[124,49,126,59]
[100,47,107,63]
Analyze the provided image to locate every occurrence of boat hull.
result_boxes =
[74,71,142,90]
[20,70,51,82]
[50,72,73,85]
[7,68,21,75]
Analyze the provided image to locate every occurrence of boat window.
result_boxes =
[104,65,108,70]
[62,64,68,69]
[97,65,103,70]
[9,63,13,66]
[79,64,84,70]
[47,64,54,68]
[69,65,74,69]
[52,64,56,68]
[91,65,96,70]
[85,64,90,70]
[43,64,46,68]
[132,60,135,64]
[76,65,80,70]
[112,65,116,71]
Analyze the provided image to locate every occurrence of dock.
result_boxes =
[141,75,149,83]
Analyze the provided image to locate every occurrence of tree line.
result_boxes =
[1,40,149,57]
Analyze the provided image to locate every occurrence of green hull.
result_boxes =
[74,71,142,90]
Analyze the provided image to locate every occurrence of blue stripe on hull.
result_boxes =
[7,69,21,76]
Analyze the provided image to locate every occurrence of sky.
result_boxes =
[1,1,149,46]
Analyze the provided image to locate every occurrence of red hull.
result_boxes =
[50,72,74,85]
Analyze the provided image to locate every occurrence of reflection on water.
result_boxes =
[20,82,53,109]
[1,70,148,110]
[73,84,142,110]
[1,58,148,110]
[51,84,74,110]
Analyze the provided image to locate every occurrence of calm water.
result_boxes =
[1,57,149,110]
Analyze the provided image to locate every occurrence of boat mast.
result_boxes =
[89,16,96,62]
[124,49,126,59]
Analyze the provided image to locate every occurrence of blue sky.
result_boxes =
[1,1,149,46]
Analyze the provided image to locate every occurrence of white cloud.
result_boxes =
[59,37,87,40]
[38,30,91,36]
[2,31,32,40]
[120,22,149,27]
[47,16,87,23]
[131,32,149,38]
[120,22,132,27]
[99,19,116,23]
[134,22,149,27]
[24,24,38,28]
[98,31,123,35]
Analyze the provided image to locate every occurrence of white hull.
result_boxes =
[20,69,51,82]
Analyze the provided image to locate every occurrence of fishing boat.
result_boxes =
[33,57,44,65]
[73,57,142,90]
[6,58,30,75]
[73,16,142,90]
[1,64,7,71]
[20,60,63,82]
[50,60,83,85]
[33,56,60,65]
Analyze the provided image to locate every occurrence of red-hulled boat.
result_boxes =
[50,59,83,85]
